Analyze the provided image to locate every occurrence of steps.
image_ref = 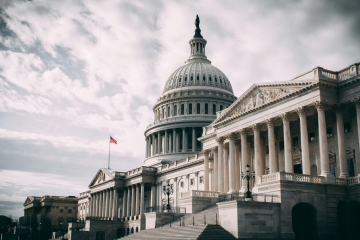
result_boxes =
[118,225,236,240]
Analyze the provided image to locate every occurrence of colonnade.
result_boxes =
[88,188,119,220]
[145,127,201,158]
[202,101,359,194]
[121,183,153,219]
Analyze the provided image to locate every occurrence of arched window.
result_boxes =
[224,80,227,86]
[168,106,170,117]
[197,103,200,114]
[185,76,187,82]
[131,228,134,234]
[220,78,222,84]
[203,76,206,81]
[215,77,217,82]
[220,105,223,111]
[179,77,181,82]
[213,104,216,115]
[162,108,164,119]
[189,103,192,114]
[209,76,212,81]
[181,104,184,115]
[96,231,105,240]
[191,75,193,81]
[205,103,208,114]
[197,75,199,81]
[174,105,177,116]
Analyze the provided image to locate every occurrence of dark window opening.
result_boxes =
[205,103,208,114]
[327,127,333,138]
[197,103,200,114]
[180,133,183,150]
[220,105,223,111]
[209,76,212,81]
[196,43,199,52]
[199,176,204,183]
[68,209,72,213]
[179,77,181,82]
[344,122,351,133]
[330,162,336,177]
[293,136,299,147]
[185,76,187,81]
[294,164,302,174]
[224,81,227,86]
[168,106,170,117]
[191,179,195,185]
[200,43,202,53]
[196,132,202,148]
[191,76,193,81]
[213,104,216,115]
[174,105,177,116]
[309,132,315,142]
[220,78,222,83]
[181,104,184,115]
[189,103,192,114]
[348,159,355,177]
[96,231,105,240]
[203,76,206,81]
[280,141,284,151]
[197,75,199,81]
[60,209,63,213]
[215,77,217,82]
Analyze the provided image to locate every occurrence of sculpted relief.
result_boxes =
[231,88,295,117]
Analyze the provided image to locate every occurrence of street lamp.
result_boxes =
[163,183,174,211]
[241,164,256,199]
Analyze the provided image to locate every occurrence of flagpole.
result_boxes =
[108,134,111,169]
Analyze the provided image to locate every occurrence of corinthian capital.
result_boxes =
[279,112,290,121]
[225,132,238,140]
[201,149,210,155]
[239,129,248,137]
[352,96,360,107]
[251,123,261,132]
[332,103,345,113]
[313,100,327,110]
[215,136,225,144]
[212,146,218,153]
[295,106,307,116]
[265,118,275,128]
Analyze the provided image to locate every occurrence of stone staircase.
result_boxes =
[118,225,236,240]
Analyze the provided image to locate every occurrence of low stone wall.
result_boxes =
[144,212,185,229]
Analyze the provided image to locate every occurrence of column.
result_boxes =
[95,193,99,218]
[157,132,161,154]
[217,138,224,193]
[227,133,236,193]
[88,196,93,218]
[234,140,240,191]
[150,184,156,207]
[122,190,127,219]
[152,134,155,156]
[353,97,360,175]
[280,112,294,173]
[104,190,109,219]
[145,137,149,158]
[192,127,196,151]
[127,187,131,217]
[174,178,178,207]
[135,184,140,216]
[140,183,145,215]
[173,129,176,153]
[108,189,113,219]
[266,119,278,173]
[213,147,218,192]
[252,124,265,176]
[186,174,190,191]
[314,101,331,176]
[202,150,210,191]
[209,160,214,191]
[295,107,310,175]
[240,130,249,192]
[131,185,136,217]
[164,130,168,153]
[335,105,349,178]
[98,192,102,218]
[224,144,229,193]
[182,128,186,152]
[102,191,106,218]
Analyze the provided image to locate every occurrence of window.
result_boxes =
[191,75,193,81]
[96,231,105,240]
[180,182,184,188]
[189,103,192,114]
[163,186,166,191]
[327,127,333,138]
[197,75,199,81]
[185,76,187,82]
[170,184,174,189]
[309,132,315,142]
[68,209,72,213]
[181,104,184,115]
[168,106,170,117]
[279,141,284,151]
[174,105,177,116]
[344,122,351,133]
[213,104,216,115]
[220,78,222,84]
[190,179,195,185]
[203,76,206,81]
[209,76,212,81]
[60,209,63,213]
[58,218,63,227]
[293,136,299,147]
[348,159,355,177]
[205,103,208,114]
[220,105,223,111]
[329,163,336,177]
[199,176,204,184]
[224,81,227,86]
[197,103,200,114]
[215,77,217,82]
[179,77,181,82]
[200,43,202,53]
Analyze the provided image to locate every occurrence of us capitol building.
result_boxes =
[68,17,360,240]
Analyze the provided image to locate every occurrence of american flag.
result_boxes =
[110,136,117,144]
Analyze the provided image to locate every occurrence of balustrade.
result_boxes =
[257,172,325,184]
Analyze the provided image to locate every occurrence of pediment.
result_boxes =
[89,168,114,188]
[214,81,317,124]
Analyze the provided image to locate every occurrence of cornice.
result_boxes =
[198,132,216,142]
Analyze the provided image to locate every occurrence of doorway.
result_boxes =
[292,203,317,240]
[294,164,302,174]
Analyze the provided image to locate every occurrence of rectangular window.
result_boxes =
[168,106,170,117]
[170,184,174,190]
[174,105,177,116]
[181,104,184,115]
[344,122,351,133]
[190,179,195,185]
[348,159,355,177]
[60,209,63,213]
[279,141,284,151]
[189,103,192,114]
[197,75,199,81]
[309,132,315,142]
[205,104,208,114]
[220,105,223,111]
[327,127,333,138]
[197,103,200,114]
[213,104,216,115]
[329,162,336,177]
[58,218,63,226]
[293,136,299,147]
[199,176,204,183]
[68,209,72,213]
[163,186,166,191]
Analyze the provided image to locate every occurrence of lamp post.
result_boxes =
[241,164,255,199]
[163,183,174,211]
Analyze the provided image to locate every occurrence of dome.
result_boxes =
[162,60,234,94]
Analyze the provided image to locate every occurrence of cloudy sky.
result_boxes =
[0,0,359,218]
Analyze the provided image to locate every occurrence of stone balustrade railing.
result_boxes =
[346,175,360,186]
[126,166,156,178]
[180,190,220,198]
[257,172,325,184]
[321,70,337,80]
